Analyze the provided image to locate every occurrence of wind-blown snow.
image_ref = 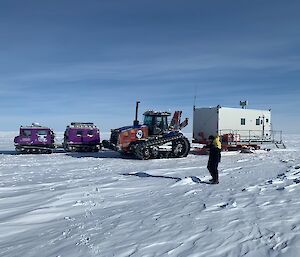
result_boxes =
[0,132,299,257]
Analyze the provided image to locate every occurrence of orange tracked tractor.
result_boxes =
[102,102,190,159]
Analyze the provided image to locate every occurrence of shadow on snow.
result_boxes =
[189,176,212,184]
[122,172,182,182]
[122,173,212,185]
[0,150,17,155]
[0,149,129,159]
[66,150,129,159]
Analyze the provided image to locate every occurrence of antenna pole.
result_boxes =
[193,86,198,110]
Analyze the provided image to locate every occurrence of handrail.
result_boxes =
[218,129,283,143]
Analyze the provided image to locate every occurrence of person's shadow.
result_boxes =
[122,172,182,182]
[122,173,213,184]
[189,176,212,184]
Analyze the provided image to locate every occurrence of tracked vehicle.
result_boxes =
[14,123,55,154]
[102,102,190,159]
[63,122,101,152]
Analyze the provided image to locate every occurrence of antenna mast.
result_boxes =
[193,86,198,110]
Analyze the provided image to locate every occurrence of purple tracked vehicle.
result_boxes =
[63,122,101,152]
[14,123,55,154]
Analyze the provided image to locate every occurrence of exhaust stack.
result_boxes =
[133,101,140,126]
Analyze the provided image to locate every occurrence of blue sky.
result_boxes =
[0,0,299,133]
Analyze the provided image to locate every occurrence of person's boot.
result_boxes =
[211,172,219,184]
[210,175,219,184]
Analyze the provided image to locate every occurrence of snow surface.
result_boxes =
[0,132,300,257]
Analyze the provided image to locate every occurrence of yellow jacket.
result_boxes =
[213,135,222,150]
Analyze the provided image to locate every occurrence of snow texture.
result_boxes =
[0,132,299,257]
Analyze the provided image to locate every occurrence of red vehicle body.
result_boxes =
[103,102,190,159]
[118,126,149,152]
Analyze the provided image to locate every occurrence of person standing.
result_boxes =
[207,135,221,184]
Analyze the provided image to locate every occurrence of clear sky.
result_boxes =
[0,0,299,133]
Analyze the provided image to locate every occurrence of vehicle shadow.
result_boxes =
[0,149,127,159]
[66,150,127,159]
[122,172,182,181]
[0,150,17,155]
[0,149,66,155]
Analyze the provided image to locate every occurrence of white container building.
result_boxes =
[193,105,276,144]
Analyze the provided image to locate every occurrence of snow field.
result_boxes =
[0,133,300,257]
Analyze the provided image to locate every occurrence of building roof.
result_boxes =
[194,106,271,112]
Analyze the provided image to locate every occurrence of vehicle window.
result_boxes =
[144,116,153,127]
[162,116,168,130]
[88,130,94,135]
[37,130,48,135]
[156,116,163,126]
[77,130,83,136]
[22,130,32,137]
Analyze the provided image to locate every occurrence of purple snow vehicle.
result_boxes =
[63,122,101,152]
[14,123,55,154]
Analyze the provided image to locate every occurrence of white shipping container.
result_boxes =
[193,106,272,143]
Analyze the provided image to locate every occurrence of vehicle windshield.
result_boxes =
[144,115,169,134]
[37,130,48,135]
[76,130,83,136]
[144,115,153,127]
[21,130,32,137]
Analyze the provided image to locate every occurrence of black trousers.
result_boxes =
[207,161,219,182]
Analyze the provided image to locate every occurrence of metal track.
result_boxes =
[131,133,190,160]
[64,144,101,152]
[15,145,54,154]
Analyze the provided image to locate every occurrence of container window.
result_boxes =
[241,118,246,125]
[256,119,260,125]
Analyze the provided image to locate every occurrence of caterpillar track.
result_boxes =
[15,145,54,154]
[130,133,190,160]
